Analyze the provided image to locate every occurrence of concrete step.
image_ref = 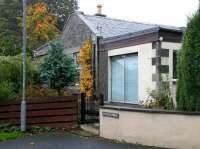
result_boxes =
[80,123,99,136]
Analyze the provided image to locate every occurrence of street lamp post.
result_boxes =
[21,0,27,132]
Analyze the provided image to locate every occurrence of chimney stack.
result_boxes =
[96,4,106,17]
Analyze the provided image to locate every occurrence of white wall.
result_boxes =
[100,107,200,149]
[161,42,182,106]
[107,43,156,102]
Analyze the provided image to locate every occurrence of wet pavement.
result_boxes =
[0,134,160,149]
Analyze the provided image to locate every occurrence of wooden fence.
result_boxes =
[0,96,78,128]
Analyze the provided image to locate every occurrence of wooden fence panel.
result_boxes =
[0,96,78,128]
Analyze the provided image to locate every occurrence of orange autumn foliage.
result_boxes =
[26,3,60,50]
[79,40,94,98]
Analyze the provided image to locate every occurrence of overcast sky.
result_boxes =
[78,0,199,27]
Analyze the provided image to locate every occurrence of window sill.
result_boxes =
[104,102,142,109]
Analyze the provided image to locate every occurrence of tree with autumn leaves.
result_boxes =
[79,40,94,99]
[28,0,78,30]
[26,3,60,50]
[0,0,78,56]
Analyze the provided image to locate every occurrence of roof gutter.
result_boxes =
[101,26,183,44]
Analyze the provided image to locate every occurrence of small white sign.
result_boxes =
[102,112,119,119]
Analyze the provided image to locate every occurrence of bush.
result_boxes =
[0,124,20,133]
[0,124,23,142]
[26,84,58,97]
[0,56,21,92]
[145,79,173,110]
[0,55,39,100]
[0,81,16,101]
[177,9,200,111]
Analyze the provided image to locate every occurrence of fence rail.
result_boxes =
[0,96,78,128]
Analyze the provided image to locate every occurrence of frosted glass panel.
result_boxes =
[125,55,138,103]
[111,54,138,103]
[111,56,124,102]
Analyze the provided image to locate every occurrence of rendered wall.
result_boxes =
[100,107,200,149]
[161,42,182,106]
[107,43,156,102]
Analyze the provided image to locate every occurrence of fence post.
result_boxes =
[80,93,86,124]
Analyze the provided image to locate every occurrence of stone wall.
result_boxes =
[62,13,93,55]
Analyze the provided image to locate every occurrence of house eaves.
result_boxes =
[101,27,160,44]
[101,26,183,44]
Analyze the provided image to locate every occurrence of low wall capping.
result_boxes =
[100,105,200,116]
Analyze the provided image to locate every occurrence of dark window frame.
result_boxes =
[173,51,178,79]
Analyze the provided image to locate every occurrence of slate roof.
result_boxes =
[80,13,182,39]
[34,12,183,57]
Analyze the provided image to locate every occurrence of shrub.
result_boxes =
[0,124,23,142]
[40,42,78,95]
[0,56,21,92]
[145,79,173,110]
[26,84,61,98]
[177,9,200,111]
[0,55,39,100]
[0,81,16,101]
[0,124,20,133]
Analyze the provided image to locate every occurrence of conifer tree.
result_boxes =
[177,6,200,111]
[40,42,78,95]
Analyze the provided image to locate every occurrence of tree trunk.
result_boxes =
[57,88,63,96]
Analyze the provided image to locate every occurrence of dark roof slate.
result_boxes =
[80,13,182,39]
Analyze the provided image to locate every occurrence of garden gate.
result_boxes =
[80,93,103,124]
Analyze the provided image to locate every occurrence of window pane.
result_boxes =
[111,56,124,102]
[125,55,138,103]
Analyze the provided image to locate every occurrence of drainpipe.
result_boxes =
[95,37,99,94]
[94,36,102,97]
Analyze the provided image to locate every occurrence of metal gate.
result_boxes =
[80,93,104,124]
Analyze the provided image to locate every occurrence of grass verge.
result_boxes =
[0,132,24,142]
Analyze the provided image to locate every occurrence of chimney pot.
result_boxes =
[95,4,106,17]
[97,4,102,14]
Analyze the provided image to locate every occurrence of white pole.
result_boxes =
[199,0,200,9]
[21,0,27,132]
